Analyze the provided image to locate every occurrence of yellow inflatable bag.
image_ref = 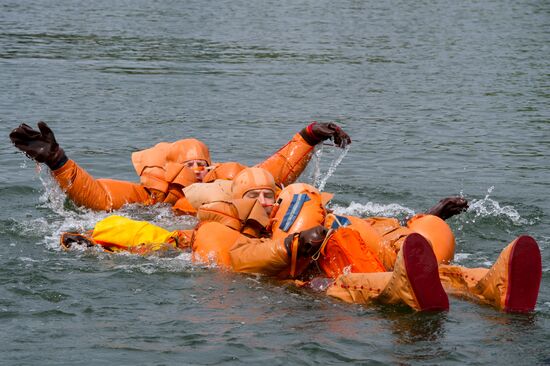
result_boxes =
[92,215,175,252]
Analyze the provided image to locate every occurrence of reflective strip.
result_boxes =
[331,215,351,229]
[279,194,311,232]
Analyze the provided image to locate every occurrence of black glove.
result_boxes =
[285,225,329,258]
[9,121,68,170]
[425,196,469,221]
[299,122,351,148]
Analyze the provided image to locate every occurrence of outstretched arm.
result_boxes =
[10,121,151,211]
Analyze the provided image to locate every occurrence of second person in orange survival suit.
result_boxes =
[189,178,450,311]
[193,176,541,313]
[267,184,541,313]
[9,121,351,215]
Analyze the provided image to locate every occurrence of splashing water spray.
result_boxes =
[311,143,350,192]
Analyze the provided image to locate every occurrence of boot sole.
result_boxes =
[402,233,449,311]
[505,235,542,313]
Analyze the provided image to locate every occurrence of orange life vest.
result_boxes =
[316,227,385,279]
[191,199,271,266]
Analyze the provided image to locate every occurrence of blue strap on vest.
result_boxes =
[279,194,311,232]
[330,214,351,229]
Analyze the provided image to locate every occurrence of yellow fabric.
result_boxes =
[92,215,175,251]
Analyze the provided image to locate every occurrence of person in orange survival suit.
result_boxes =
[190,169,454,311]
[9,121,351,215]
[267,184,541,313]
[69,166,463,311]
[194,175,541,313]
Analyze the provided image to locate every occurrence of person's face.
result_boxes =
[184,159,209,182]
[243,188,275,215]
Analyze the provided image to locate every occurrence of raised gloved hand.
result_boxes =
[425,196,469,221]
[299,122,351,148]
[285,225,329,258]
[9,121,68,170]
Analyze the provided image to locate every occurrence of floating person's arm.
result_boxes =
[424,196,469,221]
[256,122,351,186]
[229,225,328,276]
[10,121,151,211]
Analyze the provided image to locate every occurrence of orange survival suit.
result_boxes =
[52,131,317,214]
[193,179,541,313]
[62,168,541,312]
[189,178,451,311]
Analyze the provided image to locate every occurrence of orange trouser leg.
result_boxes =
[438,235,541,312]
[328,233,449,311]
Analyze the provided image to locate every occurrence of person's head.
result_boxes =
[231,167,276,215]
[170,139,211,182]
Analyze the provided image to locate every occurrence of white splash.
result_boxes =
[331,201,415,218]
[307,143,350,192]
[112,252,195,274]
[316,145,350,192]
[311,144,324,188]
[453,253,472,263]
[466,186,529,225]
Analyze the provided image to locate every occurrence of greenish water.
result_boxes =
[1,0,549,364]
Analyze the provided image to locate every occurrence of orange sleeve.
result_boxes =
[256,133,314,186]
[52,159,151,211]
[192,221,242,267]
[191,221,289,275]
[229,236,289,276]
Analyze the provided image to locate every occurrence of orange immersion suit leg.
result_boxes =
[438,235,542,312]
[53,159,151,211]
[327,233,449,311]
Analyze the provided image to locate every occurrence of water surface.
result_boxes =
[1,0,549,364]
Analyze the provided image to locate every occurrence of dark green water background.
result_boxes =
[1,0,548,364]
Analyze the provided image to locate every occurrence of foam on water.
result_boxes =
[112,252,197,274]
[331,201,416,218]
[453,253,472,263]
